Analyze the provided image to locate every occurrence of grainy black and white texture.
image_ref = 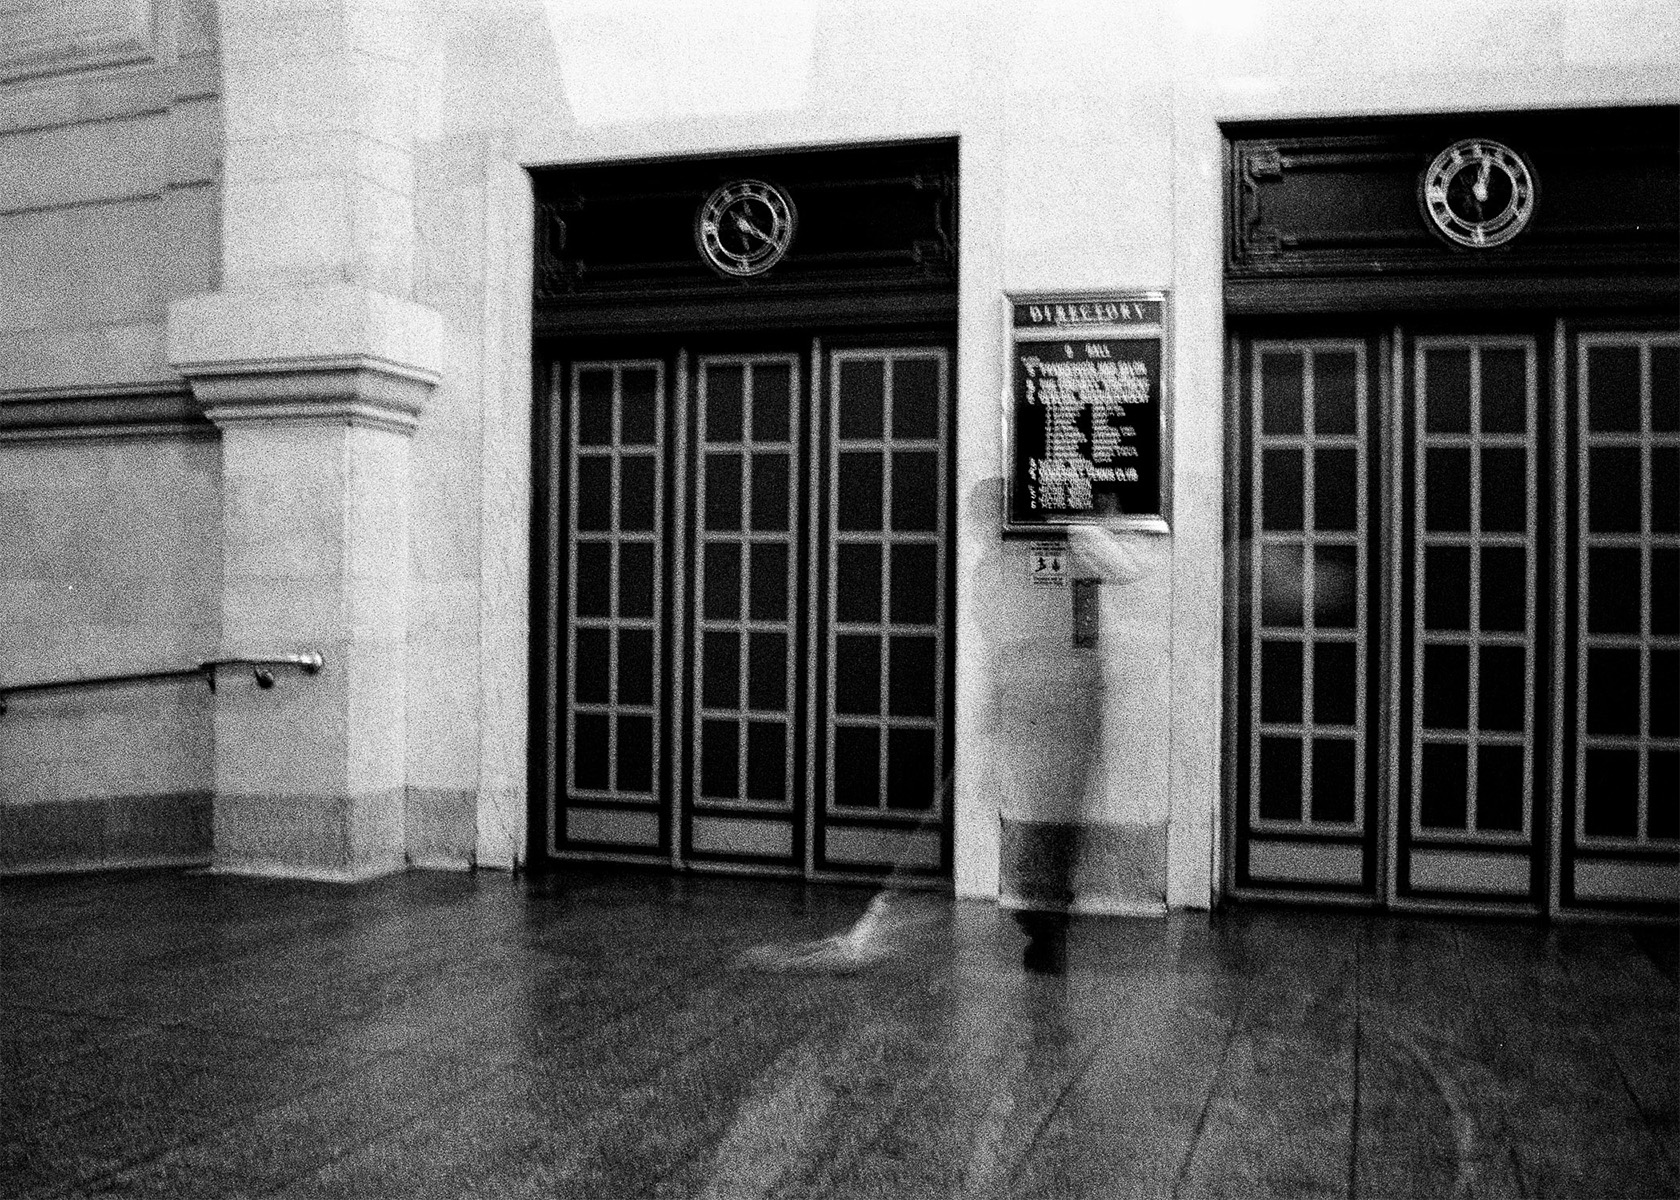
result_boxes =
[2,867,1676,1199]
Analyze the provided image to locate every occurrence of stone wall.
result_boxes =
[0,0,223,872]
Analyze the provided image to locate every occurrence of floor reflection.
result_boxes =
[1013,908,1070,976]
[3,868,1674,1199]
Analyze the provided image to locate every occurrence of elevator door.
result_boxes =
[1232,322,1679,913]
[541,338,953,879]
[1399,335,1544,901]
[1564,332,1680,908]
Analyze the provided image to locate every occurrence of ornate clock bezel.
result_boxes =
[695,179,797,278]
[1419,138,1538,250]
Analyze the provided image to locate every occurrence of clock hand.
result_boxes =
[733,213,773,244]
[1473,157,1491,204]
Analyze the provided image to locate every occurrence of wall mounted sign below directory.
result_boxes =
[1006,292,1169,533]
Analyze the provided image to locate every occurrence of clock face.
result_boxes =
[695,180,797,277]
[1420,139,1537,248]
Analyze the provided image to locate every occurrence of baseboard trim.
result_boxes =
[999,891,1168,918]
[0,854,211,878]
[198,859,404,884]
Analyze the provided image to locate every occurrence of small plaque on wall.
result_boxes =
[1005,292,1169,533]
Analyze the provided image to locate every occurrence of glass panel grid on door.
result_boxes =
[1229,321,1676,914]
[1567,332,1680,907]
[543,337,955,880]
[562,359,666,852]
[687,354,803,864]
[1238,339,1372,893]
[823,348,950,873]
[1403,337,1541,902]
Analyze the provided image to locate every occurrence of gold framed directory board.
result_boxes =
[1005,292,1169,533]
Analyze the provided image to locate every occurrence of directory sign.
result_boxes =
[1006,293,1168,532]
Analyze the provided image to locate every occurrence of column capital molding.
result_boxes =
[167,284,443,435]
[183,356,436,435]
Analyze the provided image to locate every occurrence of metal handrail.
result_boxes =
[0,653,324,716]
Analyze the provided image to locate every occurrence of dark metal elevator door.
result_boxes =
[688,353,804,862]
[1235,330,1549,905]
[1233,323,1679,913]
[1564,332,1680,909]
[1399,335,1543,902]
[543,339,953,880]
[560,358,667,850]
[1236,338,1379,895]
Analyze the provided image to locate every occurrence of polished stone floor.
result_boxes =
[1,867,1675,1200]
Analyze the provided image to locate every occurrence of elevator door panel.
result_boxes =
[687,354,803,862]
[562,359,668,851]
[820,350,950,872]
[1237,339,1376,894]
[1565,332,1680,908]
[1401,337,1542,901]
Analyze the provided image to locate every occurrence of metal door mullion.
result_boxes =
[565,364,583,813]
[546,363,563,852]
[607,371,624,795]
[1354,341,1371,841]
[803,341,821,873]
[1224,333,1241,897]
[1247,342,1266,833]
[670,350,687,863]
[1573,338,1591,852]
[823,349,843,821]
[1583,734,1655,749]
[1521,341,1540,844]
[1381,328,1404,904]
[931,350,951,827]
[1579,433,1651,446]
[876,358,895,814]
[1301,351,1321,826]
[651,362,667,822]
[782,365,803,822]
[682,354,708,855]
[736,367,754,804]
[1580,633,1648,650]
[1639,342,1653,842]
[1465,345,1485,835]
[1582,532,1654,547]
[1408,339,1428,844]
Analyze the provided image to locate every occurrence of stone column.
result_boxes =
[171,288,437,879]
[166,0,441,878]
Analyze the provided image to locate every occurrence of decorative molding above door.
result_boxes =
[1223,108,1679,315]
